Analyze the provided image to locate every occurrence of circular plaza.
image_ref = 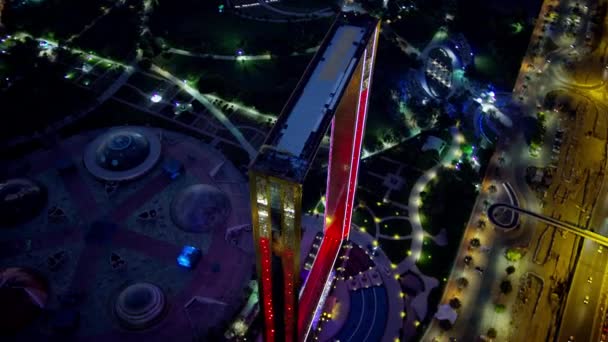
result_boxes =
[0,127,254,340]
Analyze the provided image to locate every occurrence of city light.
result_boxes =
[14,5,601,340]
[176,245,201,268]
[150,93,162,103]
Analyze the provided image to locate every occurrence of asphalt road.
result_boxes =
[558,180,608,342]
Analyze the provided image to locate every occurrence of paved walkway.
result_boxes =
[255,0,334,18]
[109,172,172,222]
[402,126,461,272]
[168,47,271,61]
[167,45,318,61]
[151,64,258,159]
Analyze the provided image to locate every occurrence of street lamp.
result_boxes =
[150,93,162,103]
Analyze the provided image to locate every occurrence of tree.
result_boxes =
[505,248,523,262]
[506,265,515,275]
[449,297,461,309]
[138,58,152,70]
[464,255,472,266]
[438,319,453,331]
[457,277,469,289]
[364,134,383,153]
[487,327,497,339]
[500,280,513,294]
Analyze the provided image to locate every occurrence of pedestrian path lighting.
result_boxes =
[150,93,162,103]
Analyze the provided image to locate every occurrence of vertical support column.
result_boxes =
[250,172,275,342]
[251,172,302,342]
[280,182,302,342]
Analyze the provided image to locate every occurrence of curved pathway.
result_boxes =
[150,64,258,159]
[401,126,462,272]
[168,45,319,60]
[167,47,272,61]
[255,0,334,18]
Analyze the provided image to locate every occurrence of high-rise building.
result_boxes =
[249,13,379,342]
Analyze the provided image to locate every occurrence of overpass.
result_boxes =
[249,13,380,342]
[487,203,608,246]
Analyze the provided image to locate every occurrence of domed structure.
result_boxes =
[95,131,151,171]
[0,178,47,227]
[422,47,455,99]
[84,127,161,182]
[114,282,166,330]
[170,184,231,233]
[0,267,49,335]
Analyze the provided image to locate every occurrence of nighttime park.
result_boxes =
[1,0,608,341]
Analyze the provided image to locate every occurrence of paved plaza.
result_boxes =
[0,127,255,341]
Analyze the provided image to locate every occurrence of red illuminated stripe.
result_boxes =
[343,88,368,238]
[283,250,295,340]
[260,238,275,342]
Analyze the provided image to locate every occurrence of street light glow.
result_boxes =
[150,93,162,103]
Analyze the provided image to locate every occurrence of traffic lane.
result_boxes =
[559,238,608,342]
[588,202,608,342]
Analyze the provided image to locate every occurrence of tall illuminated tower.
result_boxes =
[249,13,379,342]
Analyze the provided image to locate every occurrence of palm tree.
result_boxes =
[449,297,461,309]
[500,280,513,294]
[506,266,515,275]
[457,277,469,290]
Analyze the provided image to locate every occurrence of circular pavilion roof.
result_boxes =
[0,178,47,227]
[423,47,454,99]
[0,267,49,335]
[170,184,231,233]
[84,127,161,182]
[114,282,166,330]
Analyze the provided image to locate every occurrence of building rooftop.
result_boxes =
[251,13,378,183]
[275,24,365,156]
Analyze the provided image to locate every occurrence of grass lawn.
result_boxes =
[155,53,312,114]
[416,238,457,281]
[364,35,420,150]
[73,3,139,62]
[3,0,109,39]
[378,238,411,265]
[0,65,94,141]
[380,218,412,237]
[452,0,539,90]
[279,0,335,10]
[420,164,478,236]
[352,207,375,228]
[150,0,332,55]
[355,188,401,219]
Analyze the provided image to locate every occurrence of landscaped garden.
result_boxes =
[149,0,332,55]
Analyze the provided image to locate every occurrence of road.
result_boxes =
[488,203,608,246]
[550,1,608,340]
[423,0,608,340]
